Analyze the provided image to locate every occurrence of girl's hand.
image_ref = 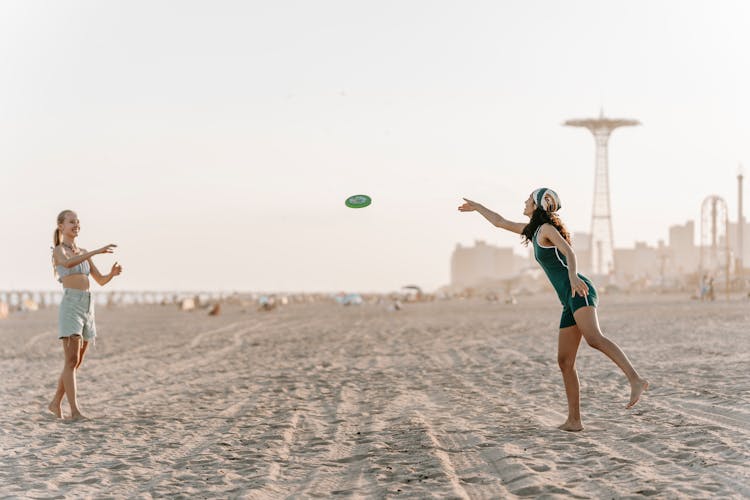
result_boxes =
[97,244,117,255]
[458,198,482,212]
[110,262,122,276]
[570,274,589,297]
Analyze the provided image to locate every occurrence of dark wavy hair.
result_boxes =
[521,208,571,247]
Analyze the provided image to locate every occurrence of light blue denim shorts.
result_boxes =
[58,289,96,342]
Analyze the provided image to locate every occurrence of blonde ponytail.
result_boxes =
[52,210,75,279]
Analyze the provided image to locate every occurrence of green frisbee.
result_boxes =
[345,194,372,209]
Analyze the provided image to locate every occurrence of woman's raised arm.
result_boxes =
[458,198,526,234]
[54,244,116,269]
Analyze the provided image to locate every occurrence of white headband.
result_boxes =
[532,188,561,212]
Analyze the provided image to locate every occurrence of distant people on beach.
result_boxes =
[459,189,648,432]
[49,210,122,420]
[258,295,277,311]
[699,274,715,301]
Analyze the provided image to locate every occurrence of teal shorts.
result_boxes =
[559,280,598,329]
[58,289,96,342]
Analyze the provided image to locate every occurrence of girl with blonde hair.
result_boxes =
[49,210,122,420]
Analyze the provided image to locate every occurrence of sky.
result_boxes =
[1,1,748,292]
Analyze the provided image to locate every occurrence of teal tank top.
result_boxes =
[532,226,588,305]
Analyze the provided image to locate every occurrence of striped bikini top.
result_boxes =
[56,259,91,283]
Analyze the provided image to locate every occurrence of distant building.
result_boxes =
[614,242,662,283]
[612,221,701,284]
[668,221,699,276]
[669,220,695,247]
[728,220,750,269]
[451,241,530,289]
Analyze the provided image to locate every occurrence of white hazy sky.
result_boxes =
[1,1,748,292]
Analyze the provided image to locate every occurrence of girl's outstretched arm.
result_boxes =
[54,244,116,269]
[458,198,526,234]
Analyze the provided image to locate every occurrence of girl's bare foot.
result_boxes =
[69,412,88,421]
[557,420,584,432]
[627,378,649,409]
[48,401,63,419]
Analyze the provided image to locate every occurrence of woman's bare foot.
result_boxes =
[627,378,649,409]
[48,401,63,419]
[68,412,88,421]
[557,420,584,432]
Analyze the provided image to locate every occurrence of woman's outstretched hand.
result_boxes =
[96,244,117,255]
[110,262,122,277]
[458,198,482,212]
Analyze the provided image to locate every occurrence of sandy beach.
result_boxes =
[1,294,748,498]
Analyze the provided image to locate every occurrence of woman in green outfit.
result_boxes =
[459,189,648,431]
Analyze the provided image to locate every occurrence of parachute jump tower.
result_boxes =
[564,110,640,277]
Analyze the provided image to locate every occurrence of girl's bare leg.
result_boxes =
[60,336,86,420]
[48,376,64,418]
[49,340,89,418]
[573,307,649,408]
[75,340,89,370]
[558,325,584,431]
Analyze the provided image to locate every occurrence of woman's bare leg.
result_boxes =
[60,336,86,419]
[76,340,89,370]
[558,325,584,431]
[49,340,89,418]
[48,376,64,418]
[573,306,649,408]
